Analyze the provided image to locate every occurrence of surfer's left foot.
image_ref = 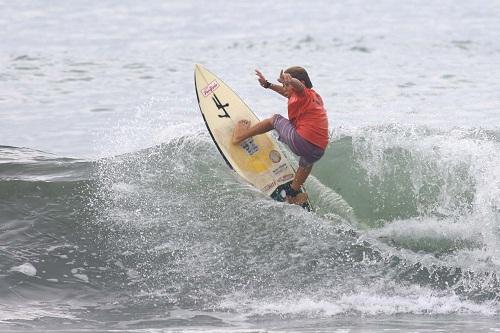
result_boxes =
[286,192,308,206]
[232,119,251,144]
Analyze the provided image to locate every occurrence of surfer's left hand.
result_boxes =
[278,70,293,85]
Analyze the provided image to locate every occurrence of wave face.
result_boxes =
[1,125,499,329]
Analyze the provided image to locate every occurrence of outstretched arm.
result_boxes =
[255,69,287,97]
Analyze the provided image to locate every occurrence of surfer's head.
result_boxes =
[284,66,313,88]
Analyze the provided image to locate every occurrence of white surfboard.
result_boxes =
[194,64,310,209]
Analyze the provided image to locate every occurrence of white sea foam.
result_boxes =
[10,263,37,276]
[221,285,497,317]
[0,303,76,323]
[73,273,89,283]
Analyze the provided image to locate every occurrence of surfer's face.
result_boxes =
[282,80,306,97]
[283,82,293,97]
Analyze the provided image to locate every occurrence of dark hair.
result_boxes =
[285,66,313,88]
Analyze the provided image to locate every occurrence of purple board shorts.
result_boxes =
[272,114,325,167]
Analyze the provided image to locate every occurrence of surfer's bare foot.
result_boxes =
[232,119,251,144]
[286,192,308,206]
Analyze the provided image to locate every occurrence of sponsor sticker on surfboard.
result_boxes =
[202,80,219,97]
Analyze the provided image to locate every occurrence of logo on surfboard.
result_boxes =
[262,181,277,193]
[277,174,294,183]
[202,80,219,97]
[240,137,259,155]
[269,150,281,163]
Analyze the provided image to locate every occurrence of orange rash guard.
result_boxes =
[287,88,329,150]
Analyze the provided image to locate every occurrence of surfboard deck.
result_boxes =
[194,64,311,210]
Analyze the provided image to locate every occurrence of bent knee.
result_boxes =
[271,114,283,128]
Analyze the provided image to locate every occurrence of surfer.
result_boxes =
[232,67,329,205]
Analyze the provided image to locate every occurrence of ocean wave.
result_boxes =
[1,125,500,322]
